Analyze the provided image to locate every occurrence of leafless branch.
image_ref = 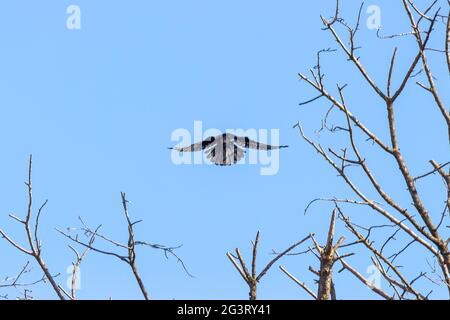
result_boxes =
[227,232,311,300]
[0,155,65,300]
[57,192,191,300]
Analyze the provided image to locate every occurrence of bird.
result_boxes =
[169,133,288,166]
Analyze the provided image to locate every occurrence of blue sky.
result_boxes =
[0,1,448,299]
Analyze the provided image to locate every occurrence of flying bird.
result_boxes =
[169,133,288,166]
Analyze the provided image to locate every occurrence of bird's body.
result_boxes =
[170,133,288,166]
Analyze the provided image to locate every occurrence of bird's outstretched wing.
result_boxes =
[207,143,245,166]
[170,136,216,152]
[234,136,288,150]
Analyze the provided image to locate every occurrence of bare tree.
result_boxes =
[227,231,311,300]
[1,155,189,300]
[57,192,191,300]
[0,155,65,299]
[291,0,450,299]
[311,209,347,300]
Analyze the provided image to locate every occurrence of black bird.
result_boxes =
[170,133,288,166]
